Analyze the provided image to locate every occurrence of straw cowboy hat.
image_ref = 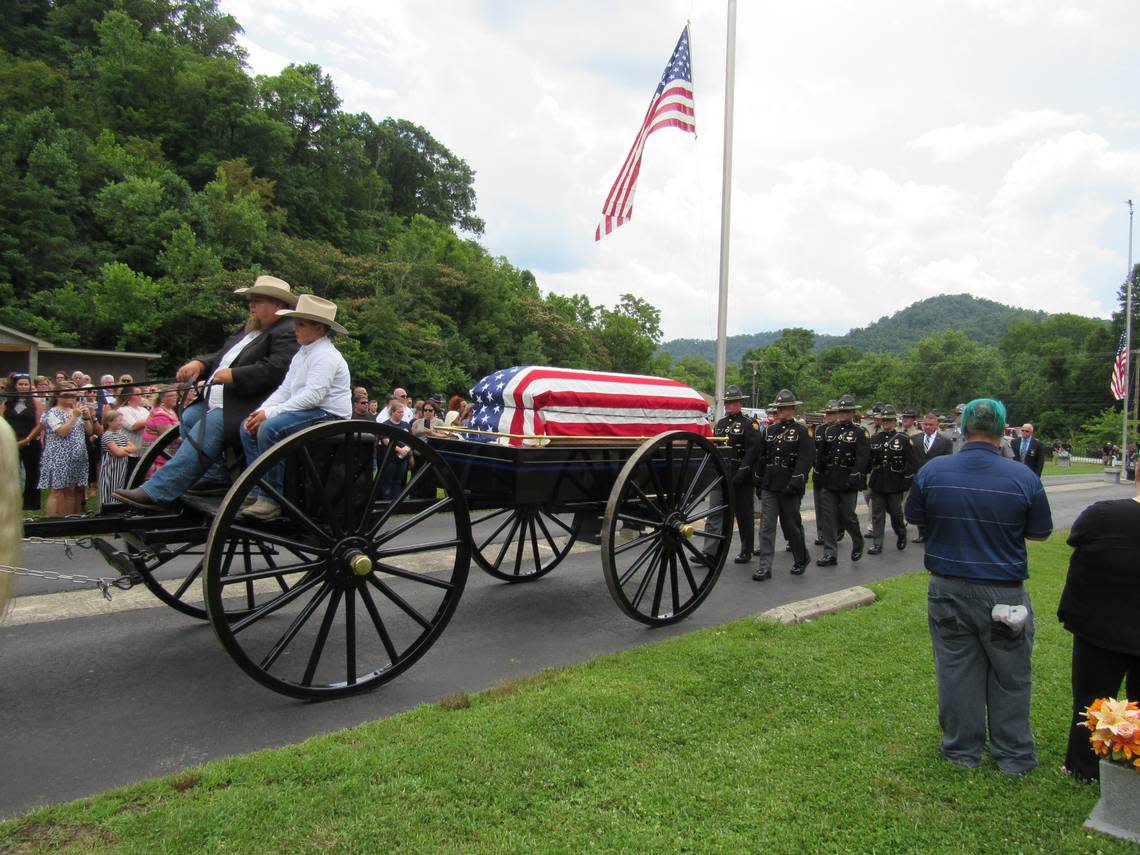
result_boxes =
[233,275,299,307]
[275,293,347,334]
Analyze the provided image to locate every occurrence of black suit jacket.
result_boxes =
[1010,435,1045,476]
[195,318,298,445]
[914,431,953,469]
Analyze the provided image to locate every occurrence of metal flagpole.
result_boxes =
[1122,199,1134,476]
[713,0,737,420]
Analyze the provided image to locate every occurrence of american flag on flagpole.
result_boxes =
[467,366,712,445]
[1111,332,1129,400]
[595,26,696,241]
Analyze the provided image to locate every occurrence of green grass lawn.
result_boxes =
[1,536,1133,854]
[1041,461,1109,477]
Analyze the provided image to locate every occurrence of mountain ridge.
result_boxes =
[659,294,1090,363]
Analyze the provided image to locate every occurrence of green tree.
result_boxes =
[900,330,1007,413]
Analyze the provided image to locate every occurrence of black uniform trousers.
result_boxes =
[755,489,807,573]
[812,482,831,541]
[704,480,753,558]
[819,488,863,557]
[870,490,906,547]
[1064,635,1140,781]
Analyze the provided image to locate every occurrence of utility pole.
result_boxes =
[746,358,760,408]
[712,0,737,421]
[1122,200,1134,478]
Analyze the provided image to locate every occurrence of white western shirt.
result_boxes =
[258,335,352,420]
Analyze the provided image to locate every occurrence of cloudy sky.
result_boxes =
[224,0,1140,340]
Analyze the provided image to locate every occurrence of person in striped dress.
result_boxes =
[98,409,137,511]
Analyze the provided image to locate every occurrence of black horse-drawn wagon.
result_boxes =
[21,373,735,700]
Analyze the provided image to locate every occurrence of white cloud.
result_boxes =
[908,111,1087,162]
[222,0,1140,341]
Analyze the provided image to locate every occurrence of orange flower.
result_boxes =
[1084,697,1140,772]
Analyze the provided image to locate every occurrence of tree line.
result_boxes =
[660,285,1138,451]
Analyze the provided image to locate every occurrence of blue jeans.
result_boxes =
[241,409,333,501]
[178,401,229,484]
[142,404,227,503]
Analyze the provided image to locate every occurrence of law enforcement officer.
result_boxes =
[867,405,918,554]
[817,394,869,566]
[900,407,921,437]
[812,400,838,546]
[704,385,761,564]
[946,403,966,453]
[862,403,885,536]
[752,389,813,580]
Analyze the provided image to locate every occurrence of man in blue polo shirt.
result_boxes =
[905,398,1052,775]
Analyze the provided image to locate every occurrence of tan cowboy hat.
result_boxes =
[275,293,347,334]
[233,275,299,307]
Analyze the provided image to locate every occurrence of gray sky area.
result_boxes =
[225,0,1140,339]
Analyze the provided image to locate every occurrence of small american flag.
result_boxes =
[467,366,712,445]
[595,26,696,241]
[1111,332,1129,401]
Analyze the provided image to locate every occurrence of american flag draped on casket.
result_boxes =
[465,366,712,445]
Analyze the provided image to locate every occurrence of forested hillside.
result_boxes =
[0,0,663,391]
[659,294,1051,362]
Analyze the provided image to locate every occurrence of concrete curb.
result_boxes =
[757,585,877,625]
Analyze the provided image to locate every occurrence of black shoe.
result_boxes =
[186,478,229,497]
[790,562,807,575]
[851,536,864,562]
[112,487,167,512]
[816,555,837,567]
[912,535,925,544]
[868,545,883,555]
[752,567,772,581]
[897,532,907,550]
[733,551,752,564]
[813,537,825,546]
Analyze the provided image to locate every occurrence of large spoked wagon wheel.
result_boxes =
[469,505,582,582]
[203,421,471,700]
[601,431,732,626]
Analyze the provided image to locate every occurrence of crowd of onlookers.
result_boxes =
[0,369,485,517]
[349,385,474,435]
[0,370,183,516]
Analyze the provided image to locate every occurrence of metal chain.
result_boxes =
[21,535,96,560]
[0,564,130,600]
[8,536,127,600]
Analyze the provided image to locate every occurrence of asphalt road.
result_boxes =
[1,473,1131,818]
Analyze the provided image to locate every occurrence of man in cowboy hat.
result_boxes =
[751,389,813,580]
[115,275,300,510]
[238,294,352,521]
[816,394,869,566]
[703,384,761,565]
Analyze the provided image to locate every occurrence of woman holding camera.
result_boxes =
[37,380,93,516]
